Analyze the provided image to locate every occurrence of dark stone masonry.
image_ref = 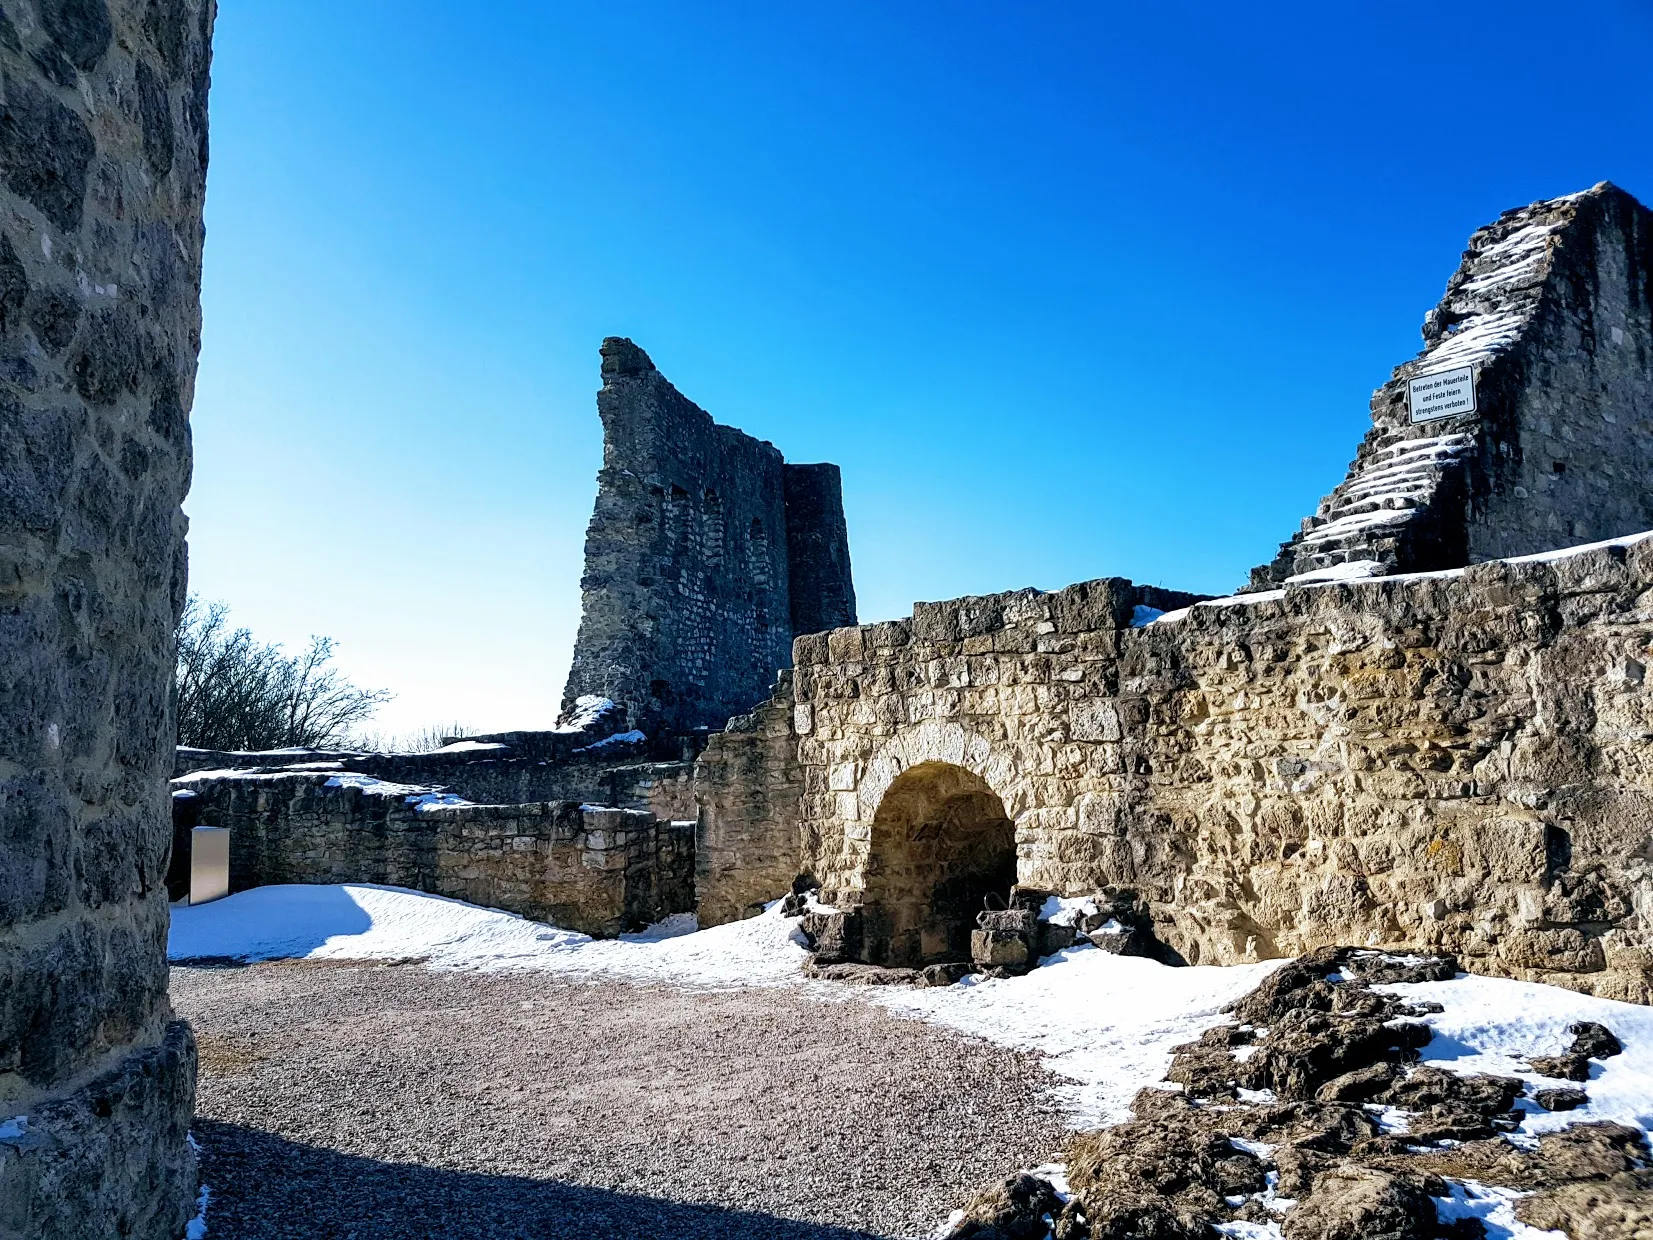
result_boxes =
[0,1,214,1237]
[562,337,856,741]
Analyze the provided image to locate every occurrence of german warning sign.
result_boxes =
[1408,365,1477,423]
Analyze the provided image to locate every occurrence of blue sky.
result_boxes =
[188,1,1653,738]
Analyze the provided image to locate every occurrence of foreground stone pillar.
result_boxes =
[0,2,214,1237]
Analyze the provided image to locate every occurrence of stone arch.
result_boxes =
[855,720,1029,824]
[861,761,1017,966]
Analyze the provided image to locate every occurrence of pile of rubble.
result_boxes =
[786,884,1159,986]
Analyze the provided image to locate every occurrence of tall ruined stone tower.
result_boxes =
[563,338,856,738]
[0,1,214,1236]
[1251,183,1653,587]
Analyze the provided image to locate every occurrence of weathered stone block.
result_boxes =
[971,928,1029,969]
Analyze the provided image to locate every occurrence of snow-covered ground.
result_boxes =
[1389,972,1653,1142]
[169,883,811,987]
[874,948,1279,1127]
[170,884,1653,1146]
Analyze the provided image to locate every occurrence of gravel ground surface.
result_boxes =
[171,960,1070,1239]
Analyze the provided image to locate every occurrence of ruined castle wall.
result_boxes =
[176,746,698,818]
[0,2,212,1235]
[1469,189,1653,561]
[791,545,1653,1002]
[562,338,855,738]
[783,463,857,637]
[173,771,694,936]
[692,674,804,927]
[1251,184,1653,588]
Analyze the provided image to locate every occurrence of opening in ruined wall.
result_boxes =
[862,762,1016,967]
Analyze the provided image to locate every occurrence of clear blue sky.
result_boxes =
[188,1,1653,739]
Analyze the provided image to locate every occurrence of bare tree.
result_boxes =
[175,597,392,751]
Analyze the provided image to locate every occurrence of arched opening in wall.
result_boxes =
[863,762,1017,967]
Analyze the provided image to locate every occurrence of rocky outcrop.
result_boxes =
[1251,184,1653,588]
[0,1,214,1236]
[562,337,856,740]
[944,949,1652,1240]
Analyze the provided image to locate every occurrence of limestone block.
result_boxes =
[971,928,1029,968]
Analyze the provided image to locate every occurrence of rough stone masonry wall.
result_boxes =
[175,743,699,819]
[562,337,856,739]
[1252,184,1653,587]
[0,3,212,1238]
[174,771,694,936]
[692,672,805,927]
[787,545,1653,1003]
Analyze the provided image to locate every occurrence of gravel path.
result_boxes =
[171,961,1069,1239]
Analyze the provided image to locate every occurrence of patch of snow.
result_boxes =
[1364,1103,1411,1134]
[185,1184,210,1240]
[1028,1162,1072,1200]
[0,1116,27,1144]
[573,729,647,754]
[871,949,1282,1128]
[168,885,810,988]
[555,695,619,734]
[1501,528,1653,566]
[1129,604,1164,627]
[1382,973,1653,1140]
[428,740,509,754]
[803,894,840,914]
[1235,1087,1279,1105]
[174,768,304,783]
[1037,895,1099,927]
[619,912,699,942]
[322,773,471,810]
[1215,1222,1282,1240]
[1433,1180,1563,1240]
[1282,560,1388,585]
[1228,1137,1275,1159]
[1232,1044,1260,1063]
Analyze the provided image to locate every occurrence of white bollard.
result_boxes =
[189,826,230,906]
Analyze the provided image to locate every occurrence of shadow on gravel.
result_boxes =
[194,1120,889,1240]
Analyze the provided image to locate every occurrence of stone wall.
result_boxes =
[779,546,1653,1001]
[176,744,699,818]
[562,337,856,739]
[1252,184,1653,587]
[173,770,694,936]
[783,463,857,638]
[692,673,805,927]
[0,2,212,1236]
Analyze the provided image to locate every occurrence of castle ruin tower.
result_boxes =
[562,338,856,739]
[1250,183,1653,588]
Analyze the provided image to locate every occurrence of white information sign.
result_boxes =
[1408,365,1477,423]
